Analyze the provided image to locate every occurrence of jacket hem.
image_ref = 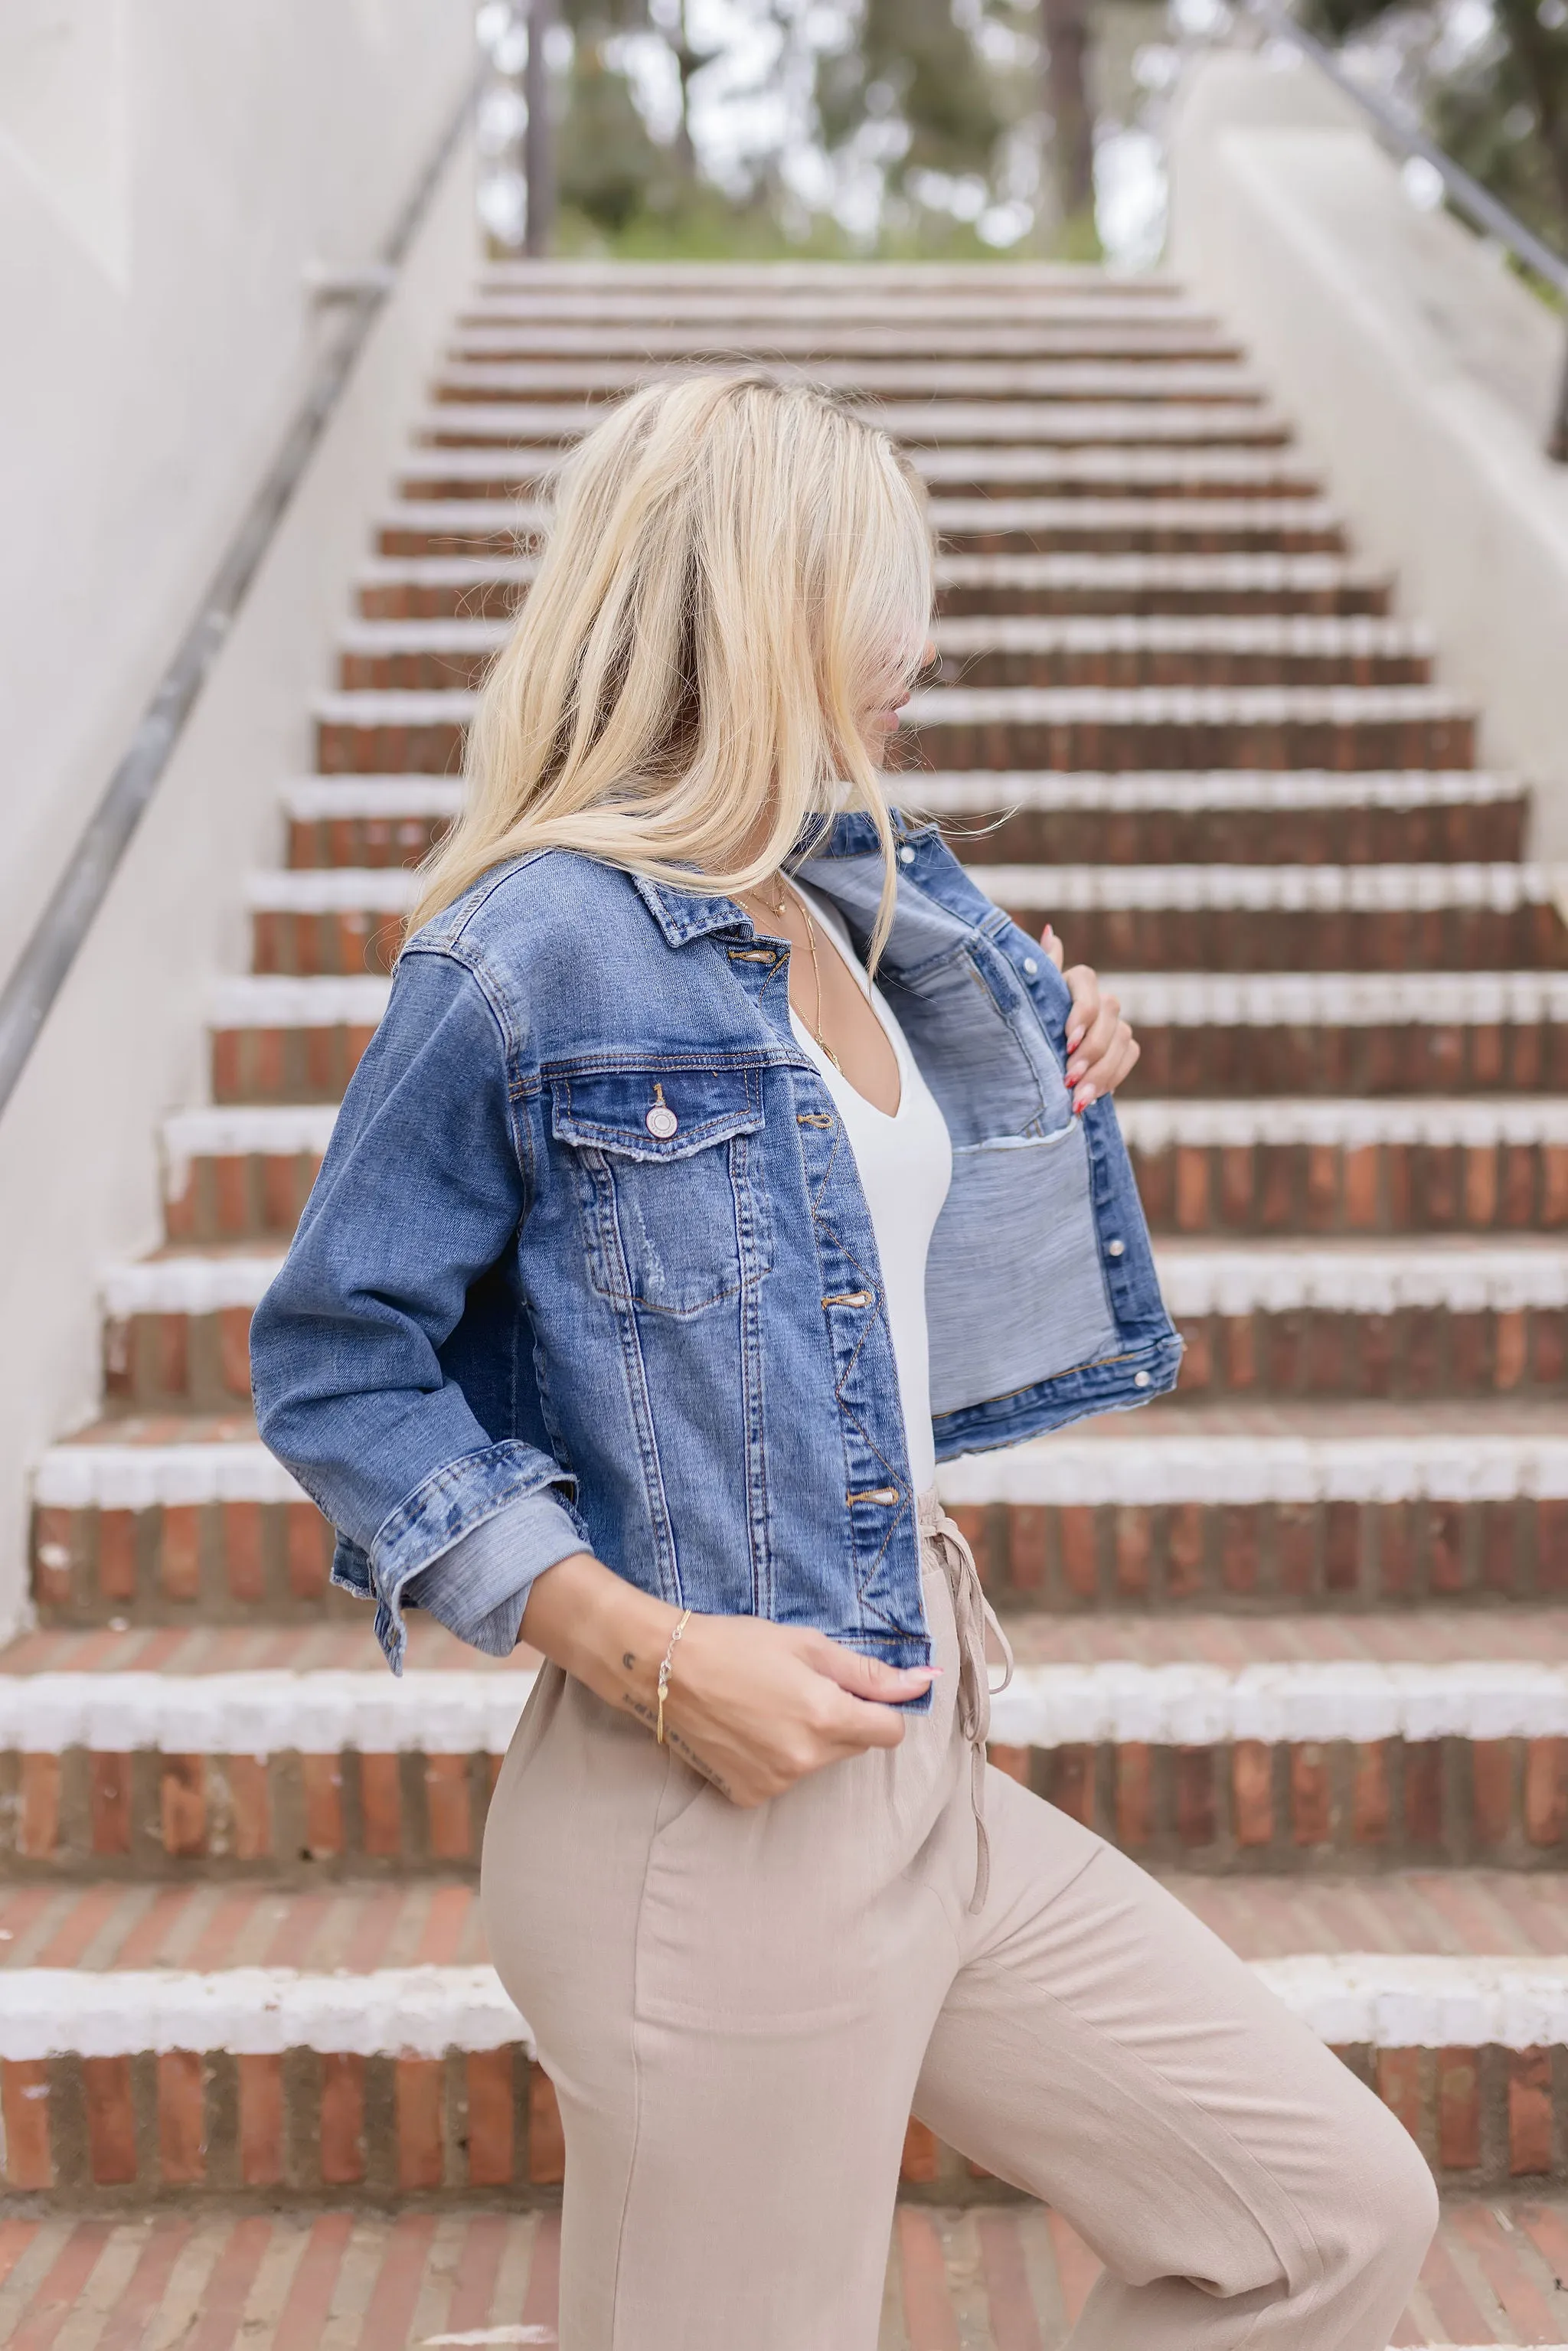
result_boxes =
[930,1330,1185,1462]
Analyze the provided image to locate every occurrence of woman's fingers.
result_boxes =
[1038,921,1065,974]
[1063,962,1099,1058]
[1060,962,1141,1110]
[808,1636,934,1709]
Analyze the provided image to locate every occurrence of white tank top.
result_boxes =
[789,889,953,1494]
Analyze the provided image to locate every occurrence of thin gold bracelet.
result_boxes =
[655,1608,694,1745]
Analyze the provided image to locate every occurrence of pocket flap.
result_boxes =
[549,1065,765,1161]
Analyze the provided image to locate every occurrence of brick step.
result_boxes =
[1124,1098,1568,1235]
[977,864,1566,972]
[277,770,1527,873]
[443,322,1243,364]
[245,870,410,976]
[159,1096,1568,1245]
[29,1419,343,1624]
[473,260,1184,292]
[942,1401,1568,1612]
[909,684,1472,772]
[935,550,1391,616]
[89,1239,1568,1412]
[357,553,537,619]
[5,1885,1568,2197]
[913,771,1524,864]
[14,1634,1568,1882]
[433,358,1268,405]
[311,681,1474,776]
[354,550,1394,622]
[204,970,1568,1103]
[1099,972,1568,1095]
[933,613,1430,687]
[333,612,1431,693]
[162,1105,338,1241]
[30,1402,1568,1624]
[281,776,463,870]
[18,1601,1568,1680]
[209,978,387,1103]
[1159,1239,1568,1402]
[240,860,1566,978]
[0,2206,1559,2350]
[374,495,1347,564]
[395,444,1322,504]
[459,289,1202,325]
[416,394,1297,449]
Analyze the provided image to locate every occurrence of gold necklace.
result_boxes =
[742,876,841,1072]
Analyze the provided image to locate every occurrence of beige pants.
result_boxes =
[481,1500,1436,2351]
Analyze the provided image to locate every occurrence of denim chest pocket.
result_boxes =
[549,1064,771,1318]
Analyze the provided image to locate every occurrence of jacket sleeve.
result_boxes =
[249,942,587,1673]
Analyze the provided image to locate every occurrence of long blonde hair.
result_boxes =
[407,371,933,960]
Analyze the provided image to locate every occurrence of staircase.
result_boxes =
[4,264,1568,2256]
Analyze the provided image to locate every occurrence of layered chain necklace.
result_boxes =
[743,875,841,1073]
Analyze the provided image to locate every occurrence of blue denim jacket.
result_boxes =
[250,814,1181,1679]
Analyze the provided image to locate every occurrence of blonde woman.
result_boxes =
[251,374,1435,2350]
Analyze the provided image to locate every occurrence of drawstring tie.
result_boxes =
[919,1491,1014,1914]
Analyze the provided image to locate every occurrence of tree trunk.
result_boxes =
[525,0,559,256]
[671,0,701,181]
[1040,0,1096,222]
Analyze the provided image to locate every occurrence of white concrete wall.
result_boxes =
[1168,49,1568,863]
[0,5,478,1638]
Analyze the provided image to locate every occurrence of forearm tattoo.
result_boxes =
[619,1690,733,1799]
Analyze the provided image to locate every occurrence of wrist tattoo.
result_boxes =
[622,1651,637,1672]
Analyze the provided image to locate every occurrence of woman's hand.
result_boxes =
[1039,924,1141,1113]
[521,1549,934,1805]
[655,1613,932,1804]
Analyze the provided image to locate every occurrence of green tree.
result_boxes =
[812,0,1097,252]
[558,24,671,233]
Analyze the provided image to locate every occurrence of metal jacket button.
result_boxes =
[645,1083,678,1139]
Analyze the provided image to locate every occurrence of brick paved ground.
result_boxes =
[2,2201,1567,2346]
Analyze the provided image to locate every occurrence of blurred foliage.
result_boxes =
[507,0,1105,259]
[813,0,1027,184]
[557,38,670,231]
[1304,0,1568,254]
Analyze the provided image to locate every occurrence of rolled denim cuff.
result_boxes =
[401,1488,587,1657]
[368,1439,586,1673]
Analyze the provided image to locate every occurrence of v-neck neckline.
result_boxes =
[789,885,905,1121]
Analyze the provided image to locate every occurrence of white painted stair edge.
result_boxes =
[279,767,1514,815]
[94,1242,1568,1318]
[210,967,1568,1030]
[335,612,1425,655]
[11,1660,1568,1754]
[8,1954,1568,2062]
[33,1428,1568,1512]
[243,861,1567,916]
[155,1098,1568,1163]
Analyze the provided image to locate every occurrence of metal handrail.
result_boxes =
[0,70,479,1124]
[1246,0,1568,461]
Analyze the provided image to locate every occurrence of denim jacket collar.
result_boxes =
[632,808,932,952]
[631,872,756,949]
